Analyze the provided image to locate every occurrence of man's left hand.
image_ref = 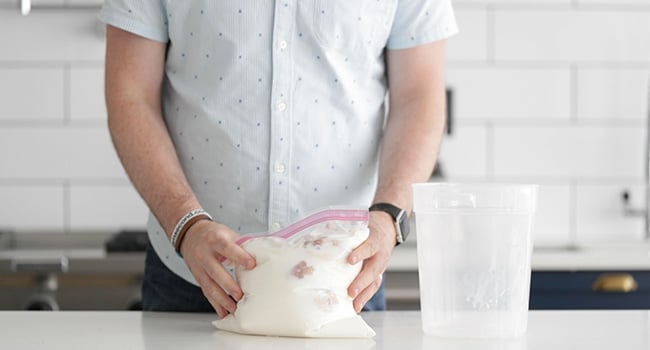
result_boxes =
[346,210,397,312]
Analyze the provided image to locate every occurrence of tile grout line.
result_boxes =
[0,61,103,69]
[63,63,71,125]
[0,178,132,186]
[63,180,71,232]
[0,121,110,128]
[447,61,650,69]
[570,63,578,123]
[488,3,650,12]
[486,121,494,180]
[486,5,495,64]
[569,180,577,247]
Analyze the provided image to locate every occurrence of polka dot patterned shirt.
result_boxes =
[99,1,458,284]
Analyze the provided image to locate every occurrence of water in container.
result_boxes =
[412,183,537,339]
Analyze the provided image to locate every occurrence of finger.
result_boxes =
[217,238,257,270]
[193,266,237,315]
[353,275,383,313]
[213,304,229,320]
[215,305,230,319]
[203,280,237,314]
[347,235,380,265]
[348,255,387,298]
[203,255,244,301]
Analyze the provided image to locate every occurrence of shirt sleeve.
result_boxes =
[98,0,169,43]
[386,0,458,50]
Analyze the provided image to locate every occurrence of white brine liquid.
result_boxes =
[416,211,533,338]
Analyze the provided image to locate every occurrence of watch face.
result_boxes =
[400,219,410,241]
[393,209,409,244]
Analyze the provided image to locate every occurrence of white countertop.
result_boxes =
[388,242,650,271]
[2,310,649,349]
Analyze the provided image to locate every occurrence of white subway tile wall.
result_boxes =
[532,184,572,246]
[0,127,125,179]
[446,67,572,120]
[0,68,63,121]
[0,3,648,245]
[69,185,149,230]
[0,185,65,231]
[495,10,650,62]
[457,0,570,3]
[70,66,106,122]
[443,2,650,245]
[576,184,646,243]
[446,8,487,61]
[493,126,645,178]
[436,126,488,178]
[577,68,650,121]
[0,10,104,61]
[0,6,135,233]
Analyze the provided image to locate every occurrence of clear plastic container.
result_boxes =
[412,183,538,339]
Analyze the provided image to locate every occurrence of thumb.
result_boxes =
[218,236,256,270]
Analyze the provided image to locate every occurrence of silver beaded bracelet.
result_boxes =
[170,209,213,250]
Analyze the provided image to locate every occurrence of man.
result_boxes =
[100,1,457,317]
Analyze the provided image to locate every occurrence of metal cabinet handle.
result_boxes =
[592,273,638,293]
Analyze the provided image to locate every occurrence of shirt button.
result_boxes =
[272,222,282,231]
[277,102,287,111]
[275,163,286,173]
[279,40,288,49]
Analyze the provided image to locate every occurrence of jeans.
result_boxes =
[142,244,386,312]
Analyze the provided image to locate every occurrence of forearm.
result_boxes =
[104,27,253,317]
[105,25,200,239]
[107,67,255,319]
[374,41,448,213]
[373,93,445,213]
[108,102,201,238]
[348,63,446,308]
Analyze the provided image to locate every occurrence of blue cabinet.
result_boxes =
[530,271,650,309]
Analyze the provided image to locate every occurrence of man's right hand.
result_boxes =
[105,25,256,318]
[179,220,256,318]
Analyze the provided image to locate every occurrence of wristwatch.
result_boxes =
[369,202,410,245]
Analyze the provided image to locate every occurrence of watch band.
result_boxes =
[369,202,410,245]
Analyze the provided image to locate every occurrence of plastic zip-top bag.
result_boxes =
[213,208,376,338]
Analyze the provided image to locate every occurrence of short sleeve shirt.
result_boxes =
[99,0,458,284]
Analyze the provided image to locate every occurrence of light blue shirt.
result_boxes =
[99,1,457,283]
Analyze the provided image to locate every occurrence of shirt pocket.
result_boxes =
[312,0,393,56]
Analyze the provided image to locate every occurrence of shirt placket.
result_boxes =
[268,1,295,232]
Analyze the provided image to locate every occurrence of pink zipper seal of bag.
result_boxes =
[219,208,369,264]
